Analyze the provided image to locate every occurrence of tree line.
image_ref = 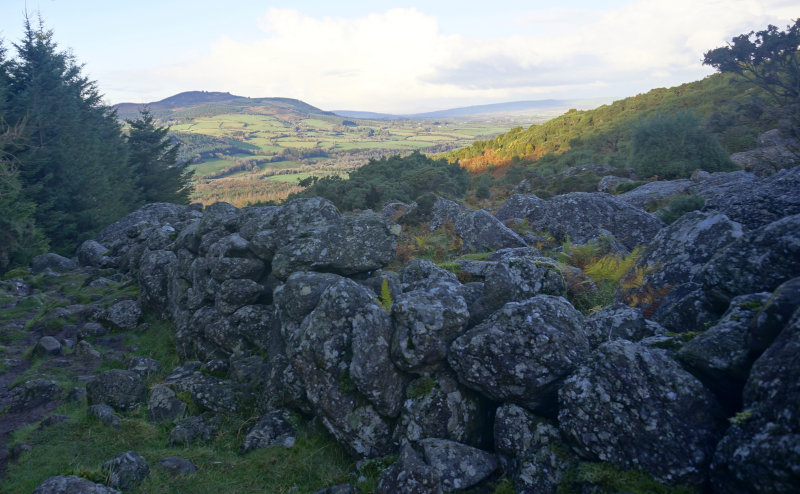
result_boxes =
[0,16,193,272]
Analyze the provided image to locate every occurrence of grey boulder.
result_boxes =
[147,384,187,423]
[453,209,527,253]
[449,295,589,412]
[419,438,498,491]
[710,308,800,494]
[240,409,297,453]
[558,340,722,486]
[86,370,146,412]
[102,451,150,491]
[33,475,121,494]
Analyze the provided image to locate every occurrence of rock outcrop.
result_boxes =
[14,164,796,493]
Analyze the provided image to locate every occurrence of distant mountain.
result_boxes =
[332,98,611,121]
[331,110,404,120]
[114,91,334,122]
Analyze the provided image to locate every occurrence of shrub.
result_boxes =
[657,194,706,224]
[290,151,469,211]
[475,175,491,199]
[630,111,735,179]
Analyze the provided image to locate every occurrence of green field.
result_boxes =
[169,111,545,206]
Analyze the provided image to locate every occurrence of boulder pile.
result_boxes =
[23,162,800,493]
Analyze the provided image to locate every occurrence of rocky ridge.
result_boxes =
[2,160,799,493]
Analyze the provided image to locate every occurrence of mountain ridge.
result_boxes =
[115,91,609,122]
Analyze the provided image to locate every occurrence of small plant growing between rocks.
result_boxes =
[729,408,755,426]
[657,194,706,224]
[377,279,393,313]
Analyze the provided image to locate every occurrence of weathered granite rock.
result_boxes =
[230,304,280,355]
[198,202,241,236]
[544,192,665,250]
[248,197,341,257]
[400,259,460,293]
[240,409,297,453]
[215,278,264,314]
[86,370,146,412]
[449,295,589,412]
[637,211,744,290]
[180,306,236,360]
[499,192,664,250]
[597,175,633,193]
[617,180,692,210]
[102,451,150,491]
[454,209,527,253]
[147,384,187,423]
[701,165,800,230]
[75,340,101,359]
[419,438,498,491]
[33,475,121,494]
[697,213,800,310]
[77,240,112,268]
[191,381,248,414]
[494,404,574,494]
[390,283,469,374]
[650,282,719,333]
[584,303,667,347]
[729,129,800,176]
[157,457,197,475]
[495,194,549,224]
[103,299,141,330]
[747,277,800,355]
[272,215,397,279]
[289,278,405,457]
[678,293,770,403]
[127,356,163,378]
[480,257,566,311]
[558,340,722,486]
[377,444,442,494]
[138,249,178,317]
[710,309,800,494]
[394,372,491,449]
[230,355,268,390]
[8,379,61,412]
[381,200,415,221]
[77,322,109,339]
[487,247,543,261]
[31,253,77,273]
[88,404,121,428]
[168,415,219,446]
[429,198,466,231]
[34,336,63,357]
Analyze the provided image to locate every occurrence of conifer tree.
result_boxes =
[0,41,47,271]
[5,16,138,254]
[127,107,194,204]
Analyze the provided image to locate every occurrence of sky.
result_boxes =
[0,0,796,113]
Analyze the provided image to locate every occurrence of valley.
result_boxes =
[115,92,591,206]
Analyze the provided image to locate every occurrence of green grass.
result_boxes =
[557,462,697,494]
[191,158,239,177]
[3,402,354,494]
[3,303,355,494]
[264,172,329,184]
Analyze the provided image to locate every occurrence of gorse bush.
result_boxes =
[630,111,735,179]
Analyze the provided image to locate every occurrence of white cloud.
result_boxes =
[113,2,798,112]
